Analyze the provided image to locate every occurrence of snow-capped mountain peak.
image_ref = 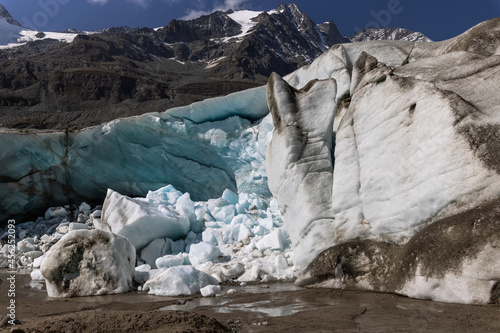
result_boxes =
[270,3,310,31]
[0,11,23,46]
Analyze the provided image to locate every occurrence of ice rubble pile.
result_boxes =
[103,185,295,296]
[0,202,100,270]
[1,185,295,297]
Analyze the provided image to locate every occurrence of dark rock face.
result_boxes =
[0,3,432,131]
[157,11,242,43]
[0,3,349,130]
[319,20,350,45]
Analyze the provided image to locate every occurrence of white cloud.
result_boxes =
[180,0,251,20]
[127,0,152,9]
[223,0,249,10]
[87,0,152,9]
[87,0,249,13]
[87,0,109,5]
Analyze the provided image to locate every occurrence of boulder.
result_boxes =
[40,230,135,297]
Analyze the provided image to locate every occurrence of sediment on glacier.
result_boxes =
[296,198,500,305]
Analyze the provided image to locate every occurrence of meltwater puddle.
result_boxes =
[162,299,303,318]
[161,283,306,317]
[214,300,303,317]
[161,298,230,311]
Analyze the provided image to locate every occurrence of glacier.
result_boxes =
[267,18,500,273]
[1,18,500,304]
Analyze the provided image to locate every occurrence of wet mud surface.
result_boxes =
[1,271,499,332]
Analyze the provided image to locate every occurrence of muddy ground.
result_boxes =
[1,271,499,333]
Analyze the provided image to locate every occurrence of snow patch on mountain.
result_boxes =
[0,16,92,49]
[225,10,262,41]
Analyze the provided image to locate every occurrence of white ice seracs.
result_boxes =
[266,73,338,272]
[101,188,191,252]
[332,71,500,244]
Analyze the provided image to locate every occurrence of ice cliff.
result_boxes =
[0,86,271,224]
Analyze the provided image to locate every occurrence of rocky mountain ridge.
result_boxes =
[0,3,428,130]
[350,27,432,42]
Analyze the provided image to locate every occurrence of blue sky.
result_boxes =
[3,0,500,41]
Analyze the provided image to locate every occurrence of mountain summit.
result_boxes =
[154,3,349,75]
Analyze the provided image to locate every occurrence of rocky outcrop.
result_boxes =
[266,17,500,281]
[40,230,136,297]
[0,3,431,131]
[157,11,242,43]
